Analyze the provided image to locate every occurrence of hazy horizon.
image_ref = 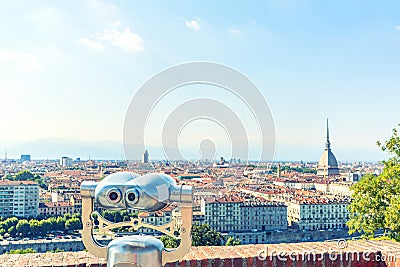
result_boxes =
[0,136,386,162]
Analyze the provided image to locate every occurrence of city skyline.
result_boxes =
[1,1,399,161]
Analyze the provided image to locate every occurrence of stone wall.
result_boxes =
[228,228,357,244]
[0,239,85,254]
[1,240,400,266]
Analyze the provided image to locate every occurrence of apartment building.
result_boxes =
[204,195,242,233]
[240,202,287,232]
[70,195,82,214]
[203,194,287,233]
[328,182,352,196]
[287,198,350,230]
[38,201,74,216]
[0,180,39,218]
[137,207,173,234]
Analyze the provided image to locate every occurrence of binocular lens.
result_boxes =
[125,188,139,205]
[127,192,136,202]
[109,192,119,201]
[107,189,122,203]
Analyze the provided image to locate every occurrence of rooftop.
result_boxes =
[1,240,399,266]
[38,201,73,208]
[0,180,38,186]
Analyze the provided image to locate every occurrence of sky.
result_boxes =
[0,0,400,161]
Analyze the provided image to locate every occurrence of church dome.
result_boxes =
[316,119,340,177]
[317,150,339,172]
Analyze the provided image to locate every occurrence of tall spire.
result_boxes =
[325,118,331,150]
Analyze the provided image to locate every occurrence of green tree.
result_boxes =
[4,174,13,180]
[16,220,31,235]
[14,170,35,181]
[1,217,18,229]
[191,224,224,246]
[39,220,52,235]
[8,226,17,237]
[72,213,81,219]
[55,216,66,231]
[7,248,37,254]
[160,224,224,248]
[225,236,241,246]
[347,124,400,240]
[385,195,400,239]
[160,235,179,248]
[102,210,115,222]
[29,220,41,236]
[65,218,82,231]
[1,217,18,236]
[35,177,47,190]
[114,211,123,222]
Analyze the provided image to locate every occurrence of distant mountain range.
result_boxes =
[1,138,198,161]
[0,138,386,162]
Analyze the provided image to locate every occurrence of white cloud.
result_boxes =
[79,37,104,51]
[396,25,400,31]
[96,27,144,52]
[185,19,201,31]
[80,26,144,53]
[229,28,242,36]
[0,48,42,72]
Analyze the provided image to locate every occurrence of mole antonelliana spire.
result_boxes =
[325,119,331,150]
[317,119,339,177]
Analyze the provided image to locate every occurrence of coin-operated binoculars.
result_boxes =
[80,172,193,267]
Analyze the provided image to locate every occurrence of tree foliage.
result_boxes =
[347,124,400,240]
[14,170,35,181]
[0,214,83,238]
[225,236,241,246]
[101,210,136,223]
[16,220,30,234]
[7,248,37,254]
[160,223,224,248]
[65,218,82,231]
[191,224,224,246]
[271,165,317,174]
[160,235,180,248]
[9,170,47,189]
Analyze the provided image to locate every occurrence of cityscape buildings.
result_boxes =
[0,180,39,218]
[0,120,384,249]
[20,155,31,162]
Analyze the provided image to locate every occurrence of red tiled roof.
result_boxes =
[0,180,37,186]
[39,201,73,208]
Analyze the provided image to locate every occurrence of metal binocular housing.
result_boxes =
[80,172,193,267]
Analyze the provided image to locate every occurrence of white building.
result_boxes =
[0,180,39,218]
[138,207,172,234]
[287,199,349,230]
[328,182,353,196]
[203,195,287,233]
[204,195,242,233]
[240,202,287,232]
[60,157,73,168]
[142,150,149,164]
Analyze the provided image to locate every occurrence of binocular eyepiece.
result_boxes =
[81,172,192,212]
